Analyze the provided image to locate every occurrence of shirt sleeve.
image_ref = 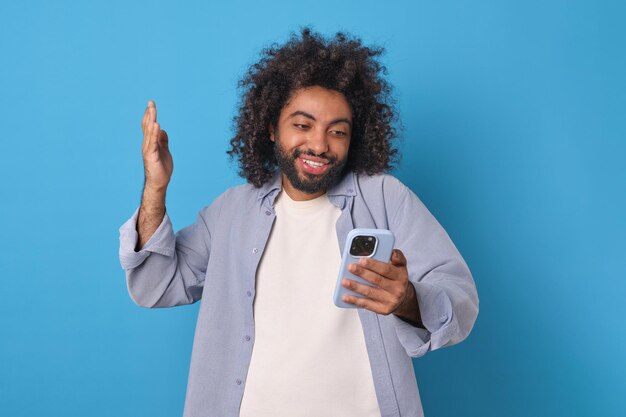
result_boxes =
[387,179,479,358]
[118,205,214,308]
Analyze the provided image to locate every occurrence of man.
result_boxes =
[119,28,478,417]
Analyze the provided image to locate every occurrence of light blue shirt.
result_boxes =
[118,172,479,417]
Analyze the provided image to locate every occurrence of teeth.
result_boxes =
[303,159,324,168]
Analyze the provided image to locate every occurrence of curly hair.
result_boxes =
[227,27,399,187]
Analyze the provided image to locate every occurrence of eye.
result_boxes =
[330,130,347,137]
[293,123,309,130]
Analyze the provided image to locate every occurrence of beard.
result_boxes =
[273,138,347,195]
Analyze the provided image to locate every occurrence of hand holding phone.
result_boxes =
[333,228,395,308]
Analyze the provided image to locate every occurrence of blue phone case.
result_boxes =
[333,228,395,308]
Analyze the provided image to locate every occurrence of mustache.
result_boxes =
[293,148,338,164]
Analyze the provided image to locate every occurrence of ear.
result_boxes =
[268,124,275,142]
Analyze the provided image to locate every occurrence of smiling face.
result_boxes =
[270,86,353,201]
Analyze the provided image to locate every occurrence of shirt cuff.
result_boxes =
[118,207,175,270]
[392,281,458,357]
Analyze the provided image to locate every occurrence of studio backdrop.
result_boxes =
[1,1,624,416]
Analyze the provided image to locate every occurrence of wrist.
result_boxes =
[140,186,166,213]
[144,181,168,195]
[394,284,415,316]
[393,283,425,328]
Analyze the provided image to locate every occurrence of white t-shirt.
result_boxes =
[239,191,381,417]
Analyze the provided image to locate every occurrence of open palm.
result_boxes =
[141,100,173,191]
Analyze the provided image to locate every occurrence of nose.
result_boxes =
[307,128,329,156]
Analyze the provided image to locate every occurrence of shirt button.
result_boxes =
[252,248,258,254]
[348,188,354,193]
[246,291,252,297]
[245,335,251,341]
[265,210,272,215]
[236,379,242,385]
[440,315,448,323]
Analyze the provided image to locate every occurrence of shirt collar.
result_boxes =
[327,171,357,197]
[257,170,358,207]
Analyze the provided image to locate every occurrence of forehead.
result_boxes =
[281,86,352,120]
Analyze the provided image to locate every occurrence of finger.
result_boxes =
[357,257,397,279]
[142,115,153,154]
[147,102,159,151]
[341,278,386,302]
[341,294,388,315]
[142,104,149,132]
[348,263,394,290]
[150,122,160,152]
[390,249,407,267]
[144,121,158,155]
[147,100,156,123]
[142,100,154,127]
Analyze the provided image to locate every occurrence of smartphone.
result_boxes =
[333,228,395,308]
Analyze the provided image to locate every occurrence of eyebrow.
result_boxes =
[288,110,352,127]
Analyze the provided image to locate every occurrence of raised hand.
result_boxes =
[135,100,172,251]
[141,100,173,191]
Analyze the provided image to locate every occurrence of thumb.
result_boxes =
[157,129,169,147]
[390,249,407,267]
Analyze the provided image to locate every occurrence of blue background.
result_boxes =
[1,1,624,416]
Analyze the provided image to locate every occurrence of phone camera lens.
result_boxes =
[349,235,377,257]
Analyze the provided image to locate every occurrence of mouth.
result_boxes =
[298,155,331,175]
